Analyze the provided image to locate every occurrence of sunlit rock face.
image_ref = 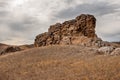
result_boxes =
[34,14,104,47]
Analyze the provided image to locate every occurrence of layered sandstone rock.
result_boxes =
[34,14,105,47]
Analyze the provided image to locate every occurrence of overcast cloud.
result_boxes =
[0,0,120,45]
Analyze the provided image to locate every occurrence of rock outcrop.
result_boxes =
[0,46,21,55]
[0,44,34,55]
[34,14,107,47]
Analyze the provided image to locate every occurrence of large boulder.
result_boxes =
[111,48,120,56]
[34,14,105,47]
[97,46,115,55]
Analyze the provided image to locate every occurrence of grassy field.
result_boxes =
[0,45,120,80]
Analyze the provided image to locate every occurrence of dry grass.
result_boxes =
[0,45,120,80]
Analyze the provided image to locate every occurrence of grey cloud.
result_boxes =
[97,26,120,42]
[56,1,119,19]
[0,11,9,16]
[9,16,38,32]
[0,1,8,7]
[64,0,74,4]
[0,9,41,44]
[99,30,120,39]
[10,23,28,31]
[0,1,9,16]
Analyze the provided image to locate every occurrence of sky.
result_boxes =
[0,0,120,45]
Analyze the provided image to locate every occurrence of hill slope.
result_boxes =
[0,43,9,53]
[0,45,120,80]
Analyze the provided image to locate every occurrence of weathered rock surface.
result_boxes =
[111,48,120,56]
[34,14,117,48]
[0,46,21,55]
[97,46,115,55]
